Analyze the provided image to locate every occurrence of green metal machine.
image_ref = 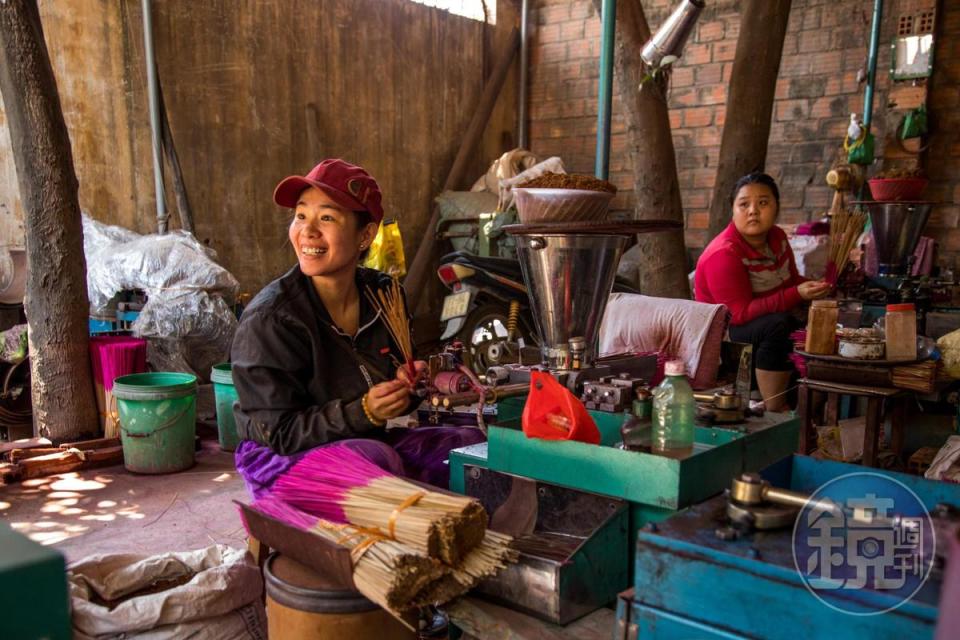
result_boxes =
[448,396,800,624]
[0,521,72,639]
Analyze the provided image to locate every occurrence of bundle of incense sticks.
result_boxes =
[272,443,488,564]
[249,496,444,615]
[825,208,868,283]
[365,277,415,381]
[246,496,516,612]
[892,360,939,393]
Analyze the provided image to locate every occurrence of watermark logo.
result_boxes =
[792,472,935,615]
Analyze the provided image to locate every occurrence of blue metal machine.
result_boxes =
[618,455,959,639]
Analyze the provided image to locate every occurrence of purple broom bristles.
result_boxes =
[272,443,395,523]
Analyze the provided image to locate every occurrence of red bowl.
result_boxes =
[867,177,928,202]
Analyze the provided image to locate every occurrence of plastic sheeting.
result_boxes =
[82,215,239,381]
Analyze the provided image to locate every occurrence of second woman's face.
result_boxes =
[732,183,778,242]
[289,187,372,279]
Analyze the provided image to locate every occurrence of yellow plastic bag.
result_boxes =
[363,219,407,278]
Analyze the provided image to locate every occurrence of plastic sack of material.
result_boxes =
[68,545,266,640]
[0,323,27,364]
[82,215,239,381]
[135,290,238,380]
[937,329,960,379]
[789,234,830,280]
[471,148,539,193]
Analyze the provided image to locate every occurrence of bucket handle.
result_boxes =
[115,401,192,439]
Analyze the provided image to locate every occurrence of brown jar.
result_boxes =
[805,299,839,355]
[885,303,917,360]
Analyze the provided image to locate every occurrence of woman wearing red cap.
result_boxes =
[231,159,483,495]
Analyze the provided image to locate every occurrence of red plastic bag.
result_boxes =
[521,370,600,444]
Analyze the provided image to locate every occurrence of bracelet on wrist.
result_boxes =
[362,393,386,426]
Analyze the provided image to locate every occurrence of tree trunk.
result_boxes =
[0,0,98,441]
[707,0,792,240]
[593,0,690,298]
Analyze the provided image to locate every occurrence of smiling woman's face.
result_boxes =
[288,186,374,279]
[732,183,778,244]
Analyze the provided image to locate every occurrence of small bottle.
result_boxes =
[885,303,917,360]
[620,387,652,452]
[805,299,839,355]
[652,361,696,459]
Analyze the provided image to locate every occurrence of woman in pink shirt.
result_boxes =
[695,173,830,410]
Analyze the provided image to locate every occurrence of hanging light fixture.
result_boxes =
[641,0,706,69]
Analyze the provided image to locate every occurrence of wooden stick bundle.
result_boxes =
[251,496,444,614]
[828,208,868,274]
[406,530,518,607]
[327,476,489,565]
[365,277,414,377]
[272,444,489,564]
[892,361,939,393]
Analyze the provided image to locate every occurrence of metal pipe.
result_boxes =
[141,0,168,234]
[595,0,617,180]
[862,0,883,128]
[517,0,530,149]
[430,382,528,409]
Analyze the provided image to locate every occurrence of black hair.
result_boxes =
[355,210,375,262]
[730,172,780,206]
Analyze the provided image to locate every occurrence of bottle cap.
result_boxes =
[886,303,915,312]
[664,360,686,376]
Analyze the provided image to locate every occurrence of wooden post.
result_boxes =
[591,0,690,298]
[707,0,792,240]
[0,0,99,441]
[404,28,520,316]
[158,80,195,234]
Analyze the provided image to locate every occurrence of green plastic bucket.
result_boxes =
[113,372,197,474]
[211,363,240,452]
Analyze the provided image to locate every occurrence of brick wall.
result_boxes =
[528,0,960,270]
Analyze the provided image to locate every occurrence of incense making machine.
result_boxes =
[436,207,803,625]
[616,455,960,639]
[841,201,955,331]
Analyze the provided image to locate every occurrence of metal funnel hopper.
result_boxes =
[860,202,933,275]
[515,234,628,370]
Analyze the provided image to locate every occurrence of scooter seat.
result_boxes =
[440,251,522,279]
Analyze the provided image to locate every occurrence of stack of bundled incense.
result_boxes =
[892,360,939,393]
[248,496,445,615]
[366,277,415,381]
[273,444,489,564]
[408,530,519,607]
[826,208,868,283]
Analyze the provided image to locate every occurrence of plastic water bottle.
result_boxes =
[652,360,696,458]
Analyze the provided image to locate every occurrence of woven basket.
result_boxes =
[867,177,928,202]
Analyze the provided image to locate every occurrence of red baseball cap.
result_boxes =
[273,159,384,224]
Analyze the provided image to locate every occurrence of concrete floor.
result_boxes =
[0,434,249,564]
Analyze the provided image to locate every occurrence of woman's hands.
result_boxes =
[365,360,427,424]
[798,280,832,301]
[365,379,411,423]
[396,360,428,387]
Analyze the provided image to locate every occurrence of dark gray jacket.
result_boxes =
[231,266,410,455]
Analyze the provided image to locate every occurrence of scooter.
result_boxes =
[436,251,640,372]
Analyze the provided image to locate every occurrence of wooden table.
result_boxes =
[797,378,909,467]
